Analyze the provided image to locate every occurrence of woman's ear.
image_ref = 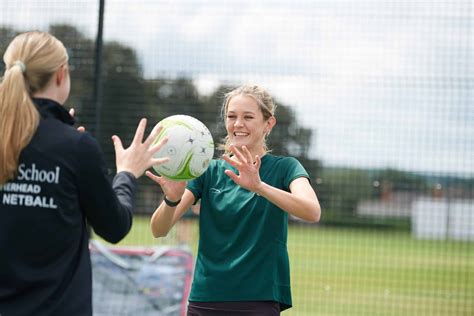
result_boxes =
[265,116,277,134]
[55,65,67,86]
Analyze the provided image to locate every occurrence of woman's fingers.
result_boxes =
[68,108,86,132]
[145,170,163,184]
[112,135,124,153]
[151,157,170,167]
[132,118,147,145]
[224,169,239,182]
[241,146,254,163]
[144,123,163,147]
[254,155,261,169]
[229,145,247,163]
[222,154,240,168]
[149,136,169,155]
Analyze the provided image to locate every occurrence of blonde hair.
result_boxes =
[220,84,276,154]
[0,31,68,184]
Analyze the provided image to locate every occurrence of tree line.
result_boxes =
[3,24,468,224]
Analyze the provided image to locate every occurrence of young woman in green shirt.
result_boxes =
[147,84,321,315]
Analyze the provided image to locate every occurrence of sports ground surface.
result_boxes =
[95,216,473,316]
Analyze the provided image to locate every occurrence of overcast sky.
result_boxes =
[1,0,472,176]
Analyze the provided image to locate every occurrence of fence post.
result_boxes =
[93,0,105,139]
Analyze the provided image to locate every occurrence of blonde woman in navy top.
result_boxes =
[0,31,169,316]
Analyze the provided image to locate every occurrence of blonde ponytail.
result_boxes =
[0,31,68,184]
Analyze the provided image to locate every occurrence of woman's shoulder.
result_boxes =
[208,154,301,169]
[264,154,300,165]
[209,157,228,169]
[263,155,307,176]
[35,120,101,160]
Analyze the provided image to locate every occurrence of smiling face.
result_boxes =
[225,94,275,157]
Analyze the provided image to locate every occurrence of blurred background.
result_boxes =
[1,0,472,315]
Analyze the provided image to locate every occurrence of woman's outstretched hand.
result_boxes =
[145,171,187,202]
[222,145,263,193]
[113,118,170,178]
[68,108,85,132]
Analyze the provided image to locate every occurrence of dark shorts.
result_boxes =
[187,301,281,316]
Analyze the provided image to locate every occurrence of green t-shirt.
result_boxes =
[186,154,309,311]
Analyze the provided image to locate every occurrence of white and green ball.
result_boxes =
[152,115,214,181]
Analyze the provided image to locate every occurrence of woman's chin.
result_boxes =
[230,141,247,149]
[230,139,247,148]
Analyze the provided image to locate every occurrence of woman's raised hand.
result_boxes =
[68,108,85,132]
[145,171,187,202]
[113,118,170,178]
[222,145,263,193]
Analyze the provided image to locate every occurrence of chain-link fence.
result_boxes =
[1,1,472,315]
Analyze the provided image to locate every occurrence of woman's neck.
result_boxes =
[32,90,62,105]
[228,147,266,162]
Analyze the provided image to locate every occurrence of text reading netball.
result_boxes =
[0,163,59,209]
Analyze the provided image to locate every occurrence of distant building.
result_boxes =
[412,198,474,241]
[357,192,423,217]
[357,194,474,241]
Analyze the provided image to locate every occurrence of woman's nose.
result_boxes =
[234,118,244,127]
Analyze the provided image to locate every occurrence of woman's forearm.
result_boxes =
[255,181,321,223]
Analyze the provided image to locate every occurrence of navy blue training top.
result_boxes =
[0,98,136,316]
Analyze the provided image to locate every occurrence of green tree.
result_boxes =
[0,27,19,73]
[50,25,150,163]
[318,168,372,216]
[1,24,322,214]
[99,41,148,148]
[49,24,95,126]
[144,77,207,123]
[371,168,429,197]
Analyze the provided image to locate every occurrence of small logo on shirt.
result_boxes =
[210,188,221,194]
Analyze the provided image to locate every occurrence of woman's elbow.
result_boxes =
[95,223,131,244]
[312,210,321,223]
[152,230,167,238]
[153,232,164,238]
[151,225,169,238]
[308,204,321,223]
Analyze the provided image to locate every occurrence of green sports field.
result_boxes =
[94,216,473,316]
